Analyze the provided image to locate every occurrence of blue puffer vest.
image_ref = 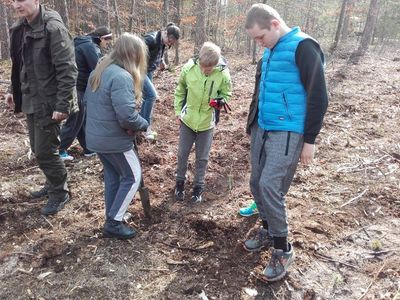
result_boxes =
[258,27,311,134]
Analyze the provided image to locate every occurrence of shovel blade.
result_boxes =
[139,186,151,218]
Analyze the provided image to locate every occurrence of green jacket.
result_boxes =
[174,57,232,132]
[9,5,77,124]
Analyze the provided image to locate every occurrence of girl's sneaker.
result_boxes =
[239,201,258,217]
[84,150,96,157]
[144,127,158,141]
[59,150,74,161]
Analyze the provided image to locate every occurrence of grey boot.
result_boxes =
[41,193,70,215]
[263,242,294,281]
[244,226,273,252]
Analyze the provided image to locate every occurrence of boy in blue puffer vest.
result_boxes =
[244,4,328,281]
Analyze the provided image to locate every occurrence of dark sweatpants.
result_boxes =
[59,90,88,152]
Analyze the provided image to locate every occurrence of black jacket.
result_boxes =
[74,36,101,92]
[143,31,165,73]
[246,59,262,135]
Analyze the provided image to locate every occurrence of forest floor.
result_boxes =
[0,44,399,300]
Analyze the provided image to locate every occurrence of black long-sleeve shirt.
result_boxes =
[295,39,328,144]
[246,39,328,144]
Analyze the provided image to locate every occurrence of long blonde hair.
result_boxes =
[89,33,147,99]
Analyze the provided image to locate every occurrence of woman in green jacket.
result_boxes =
[174,42,232,203]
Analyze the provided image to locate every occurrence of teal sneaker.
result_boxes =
[59,150,74,161]
[239,201,258,217]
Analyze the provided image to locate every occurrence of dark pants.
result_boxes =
[27,114,69,201]
[59,90,88,152]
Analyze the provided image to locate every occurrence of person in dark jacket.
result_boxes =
[59,26,113,161]
[244,4,328,281]
[140,23,180,140]
[5,0,77,215]
[85,33,149,239]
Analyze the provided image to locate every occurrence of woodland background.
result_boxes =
[0,0,400,63]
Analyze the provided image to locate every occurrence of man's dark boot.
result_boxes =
[191,186,203,203]
[103,219,136,239]
[174,180,185,201]
[41,193,70,215]
[30,184,49,198]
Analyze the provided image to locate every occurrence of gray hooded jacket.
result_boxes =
[85,64,148,153]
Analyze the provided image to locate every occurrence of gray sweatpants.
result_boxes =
[250,123,303,237]
[176,123,214,188]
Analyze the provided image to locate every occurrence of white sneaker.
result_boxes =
[59,150,74,161]
[145,128,158,141]
[83,151,96,157]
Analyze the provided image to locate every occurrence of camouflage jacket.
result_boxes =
[9,5,77,124]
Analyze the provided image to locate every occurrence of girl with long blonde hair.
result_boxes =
[85,33,149,239]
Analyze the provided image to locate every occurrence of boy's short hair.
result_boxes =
[199,42,221,67]
[245,3,282,30]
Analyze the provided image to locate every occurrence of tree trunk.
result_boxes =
[252,40,257,64]
[193,0,206,55]
[106,0,111,29]
[206,0,213,38]
[246,35,251,56]
[214,0,221,43]
[74,0,80,34]
[163,0,170,25]
[304,0,314,33]
[0,2,10,60]
[172,0,181,64]
[54,0,70,28]
[330,0,348,53]
[128,0,136,32]
[163,0,170,64]
[112,0,121,35]
[341,0,355,42]
[350,0,380,63]
[222,0,227,48]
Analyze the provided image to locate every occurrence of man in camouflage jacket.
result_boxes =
[6,0,77,215]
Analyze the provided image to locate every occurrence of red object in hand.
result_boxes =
[209,98,224,110]
[210,98,231,112]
